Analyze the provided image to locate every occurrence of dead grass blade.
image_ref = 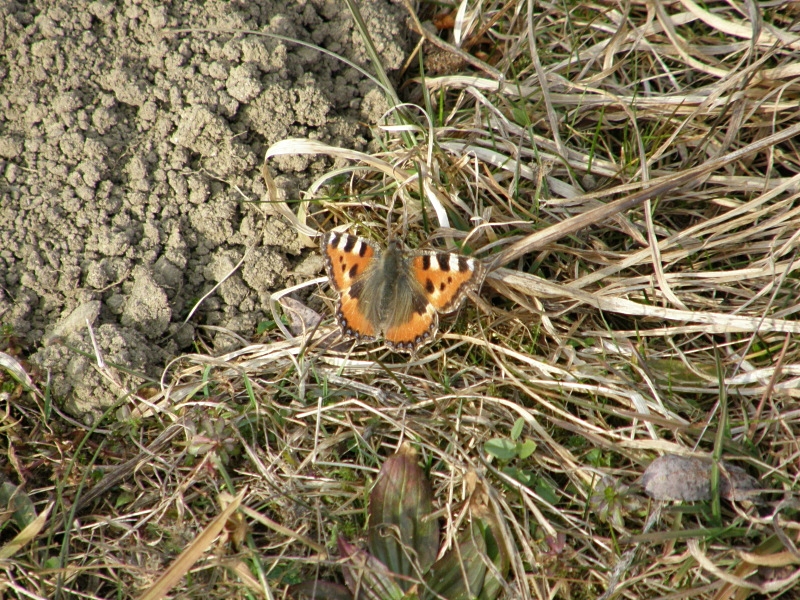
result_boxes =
[489,120,800,270]
[137,489,246,600]
[0,502,53,560]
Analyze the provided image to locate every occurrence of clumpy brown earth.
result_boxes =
[0,0,408,421]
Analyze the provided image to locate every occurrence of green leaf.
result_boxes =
[339,538,405,600]
[502,466,535,487]
[511,105,531,127]
[484,438,517,461]
[114,490,136,509]
[422,520,487,600]
[535,480,560,505]
[517,439,537,460]
[477,518,510,600]
[368,445,439,590]
[0,481,37,530]
[256,319,277,335]
[585,448,611,468]
[510,418,524,441]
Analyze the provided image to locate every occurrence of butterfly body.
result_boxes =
[321,232,483,352]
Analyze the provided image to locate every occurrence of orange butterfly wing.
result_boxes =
[383,305,438,351]
[321,232,378,339]
[384,251,482,351]
[409,252,483,313]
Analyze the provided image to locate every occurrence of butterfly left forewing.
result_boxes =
[321,232,380,340]
[321,232,377,292]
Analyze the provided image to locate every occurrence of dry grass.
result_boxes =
[3,1,800,598]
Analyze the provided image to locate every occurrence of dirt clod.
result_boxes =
[1,0,409,420]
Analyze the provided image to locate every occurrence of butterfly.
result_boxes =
[320,232,484,352]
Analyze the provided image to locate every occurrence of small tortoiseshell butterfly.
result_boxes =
[321,232,484,352]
